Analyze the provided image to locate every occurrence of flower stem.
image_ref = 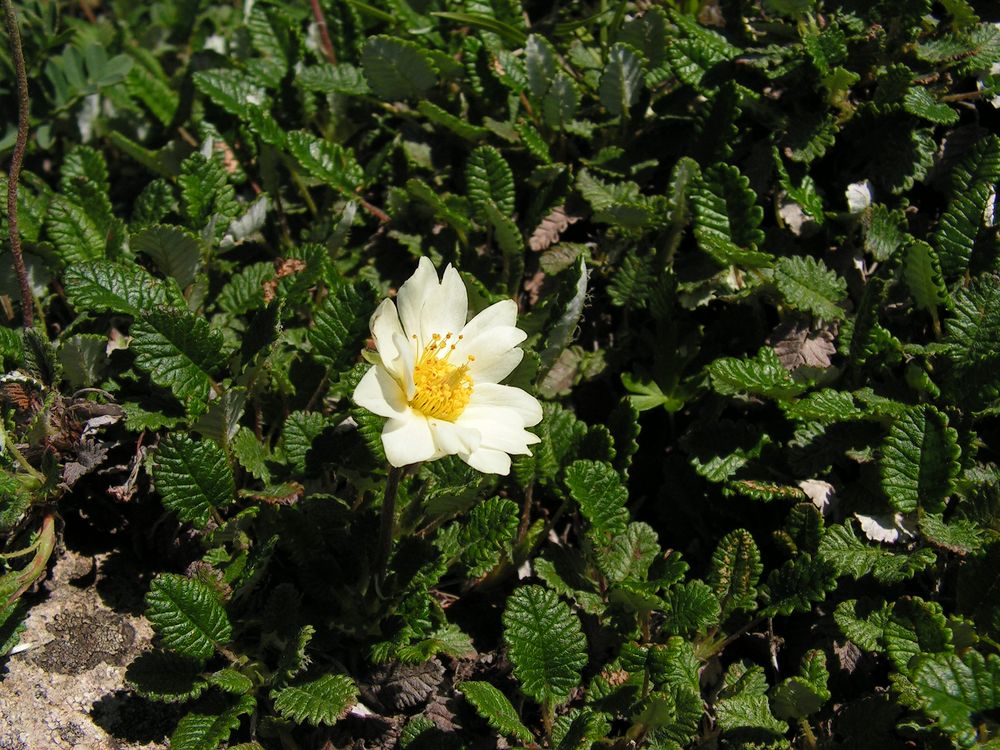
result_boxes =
[308,0,337,65]
[2,0,34,329]
[375,465,402,587]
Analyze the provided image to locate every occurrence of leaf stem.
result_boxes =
[375,465,403,588]
[2,513,56,608]
[308,0,337,65]
[2,0,34,328]
[0,420,46,485]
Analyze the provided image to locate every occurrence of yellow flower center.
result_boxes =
[408,333,474,422]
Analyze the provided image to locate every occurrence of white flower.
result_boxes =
[353,257,543,475]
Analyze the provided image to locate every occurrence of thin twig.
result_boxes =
[2,0,34,328]
[309,0,337,65]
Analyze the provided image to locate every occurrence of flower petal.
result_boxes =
[469,347,524,384]
[392,331,417,400]
[459,299,518,341]
[458,409,540,455]
[429,418,482,455]
[370,299,405,378]
[353,365,408,418]
[468,383,542,426]
[463,447,512,475]
[396,257,439,344]
[381,413,437,467]
[419,264,468,342]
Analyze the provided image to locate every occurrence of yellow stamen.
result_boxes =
[409,333,474,421]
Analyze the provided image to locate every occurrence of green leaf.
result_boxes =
[460,496,519,577]
[460,681,533,743]
[662,580,721,635]
[691,163,769,268]
[179,152,238,230]
[599,521,660,583]
[863,204,906,261]
[131,308,225,409]
[709,529,762,618]
[880,406,961,514]
[542,74,580,131]
[933,134,1000,283]
[286,130,364,194]
[170,696,254,750]
[759,554,837,616]
[564,460,629,539]
[834,598,892,652]
[781,389,860,423]
[153,433,234,527]
[885,598,952,674]
[62,145,109,194]
[361,35,436,100]
[467,145,515,220]
[126,650,208,703]
[45,195,107,265]
[818,522,937,583]
[771,650,830,720]
[208,669,254,695]
[914,649,1000,744]
[919,514,986,556]
[904,86,959,124]
[417,100,488,140]
[310,282,376,370]
[709,346,805,400]
[904,240,949,322]
[146,573,232,660]
[298,63,370,95]
[774,255,847,320]
[232,427,271,483]
[271,674,357,727]
[665,11,736,88]
[714,662,788,737]
[503,585,587,708]
[525,34,557,99]
[192,69,268,120]
[599,43,644,117]
[132,224,202,289]
[281,411,329,473]
[64,260,182,316]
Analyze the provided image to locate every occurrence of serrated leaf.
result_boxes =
[271,673,358,727]
[818,521,937,584]
[192,69,268,119]
[914,649,1000,744]
[714,662,788,737]
[146,573,232,660]
[771,650,830,720]
[460,496,519,577]
[759,554,836,616]
[599,521,660,583]
[361,35,436,100]
[881,406,960,514]
[132,224,202,289]
[564,460,629,539]
[418,100,488,140]
[460,681,533,743]
[904,86,959,124]
[45,195,107,265]
[208,669,254,695]
[662,580,721,635]
[467,146,515,220]
[126,650,208,703]
[525,35,557,99]
[904,240,949,322]
[709,529,762,618]
[232,427,271,483]
[64,260,182,316]
[691,163,769,267]
[781,389,860,423]
[310,282,376,370]
[543,74,579,130]
[834,598,892,652]
[774,255,846,320]
[131,308,225,408]
[599,43,644,117]
[933,134,1000,283]
[281,411,328,473]
[170,696,254,750]
[709,346,805,400]
[503,585,587,708]
[919,514,985,556]
[154,433,234,527]
[885,598,952,674]
[286,130,364,194]
[298,63,370,95]
[179,152,238,229]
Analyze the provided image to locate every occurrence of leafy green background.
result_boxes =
[3,0,1000,748]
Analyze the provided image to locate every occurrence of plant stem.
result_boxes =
[308,0,337,65]
[375,465,402,587]
[2,0,34,329]
[2,513,56,608]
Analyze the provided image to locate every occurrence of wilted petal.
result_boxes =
[382,414,437,467]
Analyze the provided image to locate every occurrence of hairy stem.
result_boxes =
[2,0,34,328]
[2,513,56,608]
[375,465,403,586]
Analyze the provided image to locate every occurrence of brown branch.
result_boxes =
[309,0,337,65]
[3,0,34,328]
